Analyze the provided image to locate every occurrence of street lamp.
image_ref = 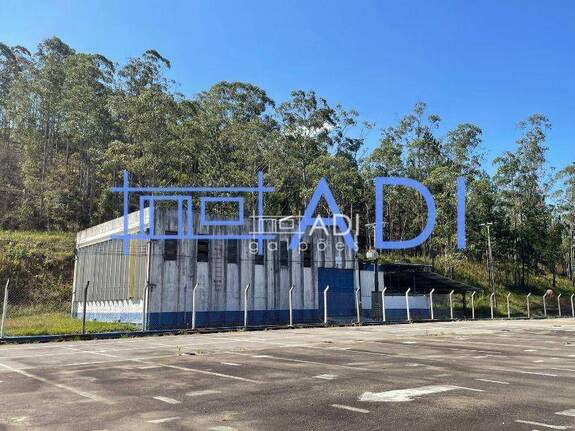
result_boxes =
[365,222,383,319]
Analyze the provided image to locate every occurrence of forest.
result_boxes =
[0,37,574,292]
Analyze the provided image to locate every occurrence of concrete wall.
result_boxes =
[74,299,143,324]
[147,209,355,329]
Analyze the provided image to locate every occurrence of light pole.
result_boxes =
[365,222,383,320]
[366,248,381,320]
[570,223,574,287]
[480,222,495,301]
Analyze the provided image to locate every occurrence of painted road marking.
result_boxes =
[331,404,370,414]
[515,420,570,429]
[313,374,337,380]
[209,426,238,431]
[487,367,558,377]
[556,409,575,417]
[153,396,181,405]
[186,390,222,397]
[220,362,241,366]
[233,352,372,371]
[0,362,114,405]
[148,417,181,424]
[524,349,538,352]
[475,378,509,385]
[360,385,483,402]
[62,347,263,384]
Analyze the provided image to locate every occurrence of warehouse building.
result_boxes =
[72,207,470,329]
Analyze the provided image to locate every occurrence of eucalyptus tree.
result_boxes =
[494,115,553,287]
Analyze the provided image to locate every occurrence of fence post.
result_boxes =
[557,293,562,318]
[449,290,455,320]
[571,294,574,318]
[471,291,476,320]
[243,283,250,328]
[526,293,531,319]
[429,288,435,320]
[142,282,149,331]
[490,293,495,319]
[506,292,512,319]
[381,287,387,322]
[81,280,90,335]
[355,287,361,324]
[0,279,9,339]
[191,283,198,330]
[323,285,330,324]
[543,293,547,318]
[288,284,294,327]
[405,288,411,321]
[143,239,153,332]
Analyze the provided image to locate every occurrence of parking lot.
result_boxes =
[1,319,575,430]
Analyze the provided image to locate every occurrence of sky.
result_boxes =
[1,0,574,175]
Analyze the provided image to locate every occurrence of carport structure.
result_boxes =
[380,263,479,320]
[355,263,478,321]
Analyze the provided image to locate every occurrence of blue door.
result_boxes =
[318,268,355,318]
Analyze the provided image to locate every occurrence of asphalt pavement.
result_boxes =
[1,319,575,430]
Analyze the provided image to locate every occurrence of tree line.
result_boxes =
[0,37,573,289]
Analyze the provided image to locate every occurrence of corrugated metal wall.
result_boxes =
[74,239,147,302]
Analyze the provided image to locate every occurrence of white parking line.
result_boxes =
[148,417,181,424]
[62,346,262,384]
[487,368,558,377]
[153,396,181,405]
[186,390,222,397]
[514,420,569,429]
[331,404,370,413]
[556,409,575,417]
[232,352,372,371]
[313,374,337,380]
[0,362,114,405]
[475,378,509,385]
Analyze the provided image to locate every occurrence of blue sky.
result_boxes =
[2,0,574,174]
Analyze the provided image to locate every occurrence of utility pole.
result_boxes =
[569,223,575,286]
[480,222,495,298]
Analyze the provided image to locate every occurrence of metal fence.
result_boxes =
[0,277,141,338]
[1,278,575,339]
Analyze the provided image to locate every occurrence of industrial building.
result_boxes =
[72,207,472,330]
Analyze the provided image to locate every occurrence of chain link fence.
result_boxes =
[0,278,139,337]
[2,276,575,339]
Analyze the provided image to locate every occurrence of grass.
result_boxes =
[3,312,137,337]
